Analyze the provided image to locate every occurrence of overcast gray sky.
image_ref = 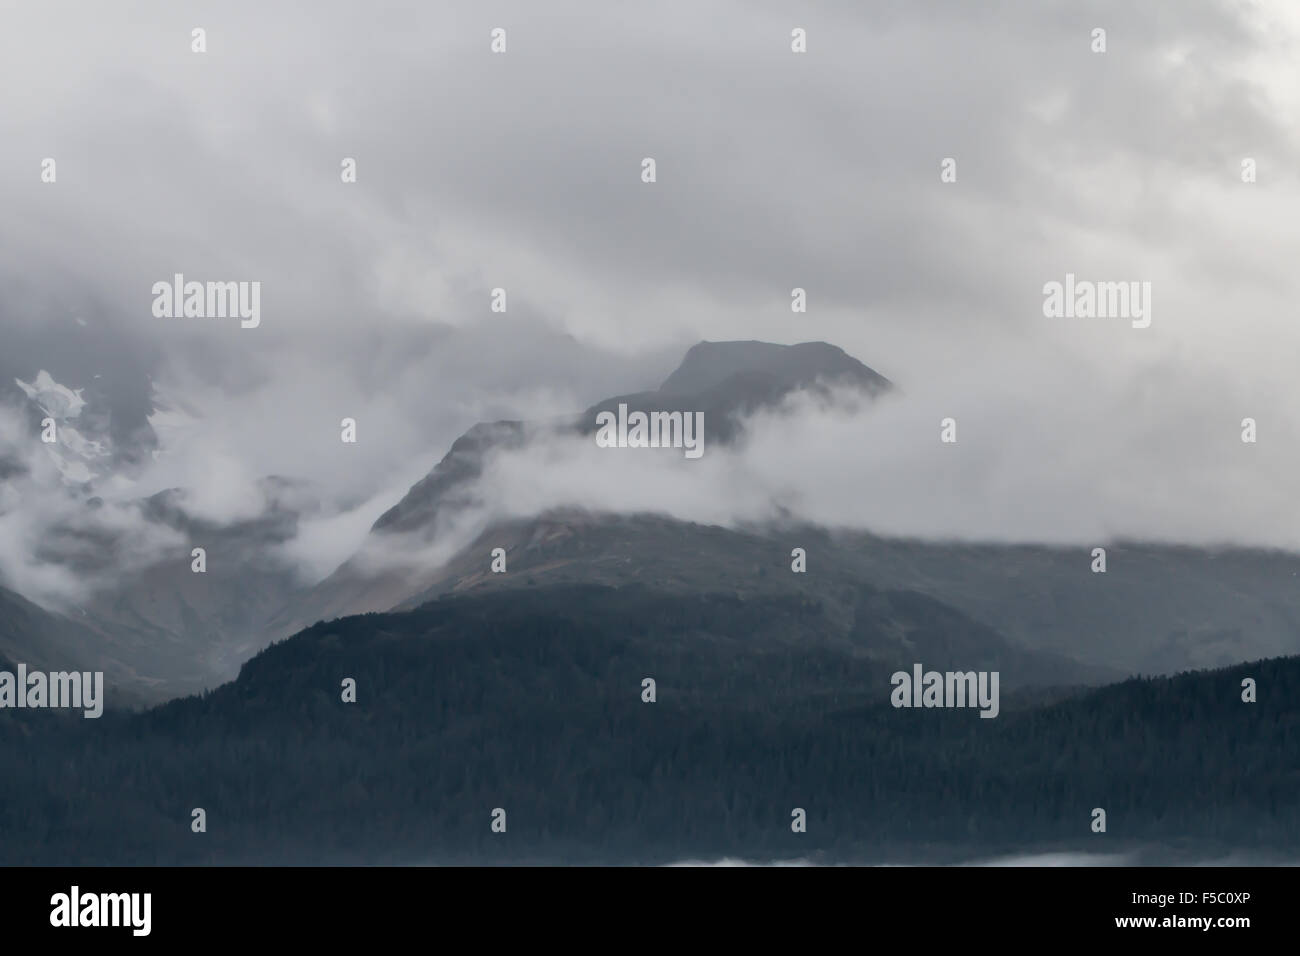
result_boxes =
[2,0,1298,599]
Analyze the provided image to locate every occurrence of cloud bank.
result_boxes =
[2,0,1299,603]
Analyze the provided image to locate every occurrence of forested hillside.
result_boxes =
[0,585,1294,865]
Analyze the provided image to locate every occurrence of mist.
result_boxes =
[3,0,1299,600]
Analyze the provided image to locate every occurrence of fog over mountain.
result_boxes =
[4,335,1297,704]
[3,0,1300,882]
[1,0,1299,615]
[5,329,1300,617]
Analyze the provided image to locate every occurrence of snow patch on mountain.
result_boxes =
[15,371,111,485]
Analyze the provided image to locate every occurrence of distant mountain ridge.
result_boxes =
[247,338,1300,700]
[6,337,1300,708]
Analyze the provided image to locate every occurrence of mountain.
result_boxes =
[583,339,891,445]
[371,421,528,537]
[377,514,1300,680]
[0,584,92,676]
[0,359,318,702]
[0,585,153,709]
[812,534,1300,676]
[3,368,159,488]
[7,337,1300,706]
[63,479,318,701]
[2,583,1294,865]
[6,338,901,701]
[268,338,1300,687]
[657,339,891,397]
[373,340,888,538]
[1,476,317,705]
[271,340,893,634]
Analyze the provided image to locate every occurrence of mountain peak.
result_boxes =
[658,340,891,397]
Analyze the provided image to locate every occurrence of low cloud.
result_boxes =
[461,360,1300,552]
[2,0,1299,604]
[0,403,186,604]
